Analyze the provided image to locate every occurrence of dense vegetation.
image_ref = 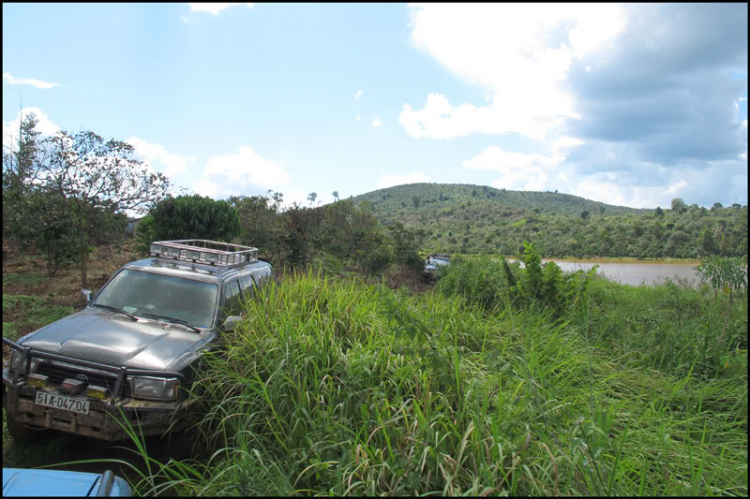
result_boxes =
[135,194,427,277]
[102,246,746,496]
[3,116,747,496]
[353,183,748,259]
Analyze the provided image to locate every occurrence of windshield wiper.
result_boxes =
[91,304,138,322]
[139,313,201,333]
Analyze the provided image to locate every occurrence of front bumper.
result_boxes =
[3,368,194,441]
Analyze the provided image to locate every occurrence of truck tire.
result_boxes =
[6,415,48,443]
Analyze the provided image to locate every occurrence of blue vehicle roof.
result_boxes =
[2,468,131,497]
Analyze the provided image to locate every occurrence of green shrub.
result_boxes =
[151,194,241,241]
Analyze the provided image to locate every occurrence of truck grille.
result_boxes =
[35,361,132,398]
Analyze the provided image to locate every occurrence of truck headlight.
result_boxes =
[8,351,37,374]
[129,376,180,401]
[9,350,22,371]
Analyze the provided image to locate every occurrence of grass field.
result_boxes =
[2,249,747,496]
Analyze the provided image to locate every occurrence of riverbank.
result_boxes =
[542,256,702,265]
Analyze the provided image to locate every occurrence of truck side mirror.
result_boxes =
[81,289,93,303]
[221,315,242,332]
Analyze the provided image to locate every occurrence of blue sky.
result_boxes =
[3,3,747,211]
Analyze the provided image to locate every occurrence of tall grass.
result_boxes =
[120,266,747,496]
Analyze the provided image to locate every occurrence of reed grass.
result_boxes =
[99,266,746,496]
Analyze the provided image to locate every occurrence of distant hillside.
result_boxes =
[353,183,647,223]
[349,183,747,259]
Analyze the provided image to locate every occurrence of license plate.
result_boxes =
[35,391,90,415]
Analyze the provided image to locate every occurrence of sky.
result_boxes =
[2,3,748,212]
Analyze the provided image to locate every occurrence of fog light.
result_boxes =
[86,385,108,400]
[60,378,86,396]
[28,374,48,389]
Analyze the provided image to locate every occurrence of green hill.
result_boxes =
[350,183,747,259]
[354,183,648,221]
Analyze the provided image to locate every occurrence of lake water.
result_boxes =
[508,259,704,287]
[545,260,704,287]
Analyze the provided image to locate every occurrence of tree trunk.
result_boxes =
[80,221,88,290]
[80,248,88,290]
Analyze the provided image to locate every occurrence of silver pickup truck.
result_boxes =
[3,240,273,443]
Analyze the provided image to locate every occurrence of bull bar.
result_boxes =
[3,337,186,405]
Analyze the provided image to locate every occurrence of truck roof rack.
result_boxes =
[150,240,258,267]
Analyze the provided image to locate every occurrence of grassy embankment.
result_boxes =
[3,247,746,495]
[121,259,746,496]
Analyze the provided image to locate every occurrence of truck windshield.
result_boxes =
[90,269,218,329]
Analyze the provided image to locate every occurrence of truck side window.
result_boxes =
[222,279,242,317]
[253,266,273,288]
[238,274,256,300]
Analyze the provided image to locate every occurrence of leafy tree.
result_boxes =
[53,131,170,289]
[332,190,339,202]
[2,114,83,275]
[3,112,48,250]
[655,206,664,217]
[671,198,687,213]
[228,193,285,262]
[711,202,723,211]
[283,202,323,266]
[388,223,426,271]
[24,191,80,275]
[699,227,717,256]
[580,210,590,220]
[5,123,168,286]
[307,192,317,206]
[151,195,240,243]
[134,214,156,256]
[318,200,392,274]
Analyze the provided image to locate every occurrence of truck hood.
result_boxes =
[19,308,205,371]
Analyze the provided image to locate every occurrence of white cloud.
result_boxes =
[126,136,196,179]
[372,117,383,128]
[3,72,59,89]
[572,179,671,209]
[401,4,626,140]
[378,172,430,189]
[665,179,688,196]
[187,3,253,15]
[195,146,290,198]
[179,16,195,23]
[575,179,632,207]
[355,90,363,101]
[2,107,61,152]
[462,146,563,191]
[356,114,360,123]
